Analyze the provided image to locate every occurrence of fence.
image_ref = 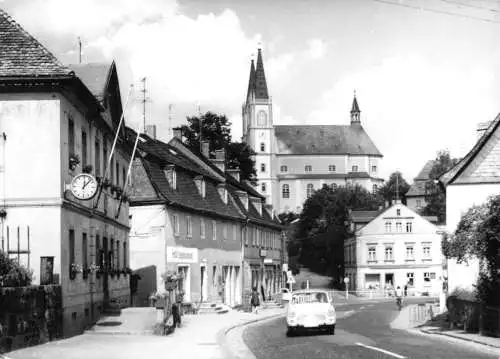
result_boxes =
[409,302,440,326]
[447,297,500,337]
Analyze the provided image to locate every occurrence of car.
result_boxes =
[279,287,292,303]
[285,289,336,337]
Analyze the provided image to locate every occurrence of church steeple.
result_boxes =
[350,91,361,124]
[246,59,256,100]
[254,48,269,99]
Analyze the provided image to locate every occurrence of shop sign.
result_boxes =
[263,258,273,264]
[167,246,198,263]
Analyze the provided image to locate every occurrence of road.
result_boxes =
[243,300,499,359]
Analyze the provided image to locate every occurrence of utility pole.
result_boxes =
[78,37,82,64]
[168,104,173,140]
[198,102,203,153]
[140,77,149,131]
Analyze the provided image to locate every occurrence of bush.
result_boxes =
[0,251,33,287]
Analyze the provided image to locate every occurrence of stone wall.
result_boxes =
[0,285,63,354]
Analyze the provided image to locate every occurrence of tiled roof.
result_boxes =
[350,209,385,223]
[406,181,427,197]
[0,9,72,78]
[253,49,269,99]
[351,96,360,113]
[441,113,500,185]
[68,62,112,100]
[275,125,382,156]
[415,160,435,181]
[246,59,256,100]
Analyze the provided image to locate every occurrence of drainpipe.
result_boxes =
[241,218,250,310]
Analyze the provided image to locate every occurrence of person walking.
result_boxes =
[251,287,260,314]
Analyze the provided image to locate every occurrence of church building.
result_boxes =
[242,49,384,213]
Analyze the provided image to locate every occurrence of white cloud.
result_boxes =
[307,54,497,180]
[306,38,326,60]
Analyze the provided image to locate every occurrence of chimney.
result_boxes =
[145,124,157,140]
[211,149,226,172]
[249,196,262,216]
[477,121,492,139]
[172,127,182,140]
[227,168,240,182]
[235,190,248,210]
[201,141,210,158]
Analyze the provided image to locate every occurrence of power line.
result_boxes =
[373,0,500,23]
[437,0,500,13]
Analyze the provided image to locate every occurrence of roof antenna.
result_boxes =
[78,37,82,64]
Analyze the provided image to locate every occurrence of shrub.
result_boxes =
[0,251,33,287]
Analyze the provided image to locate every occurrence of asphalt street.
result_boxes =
[243,300,499,359]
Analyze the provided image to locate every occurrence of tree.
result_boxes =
[180,111,257,184]
[378,171,410,205]
[0,251,33,287]
[443,195,500,306]
[422,150,459,223]
[279,211,301,274]
[294,184,382,281]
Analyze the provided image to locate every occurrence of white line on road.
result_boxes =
[359,306,366,310]
[356,342,406,359]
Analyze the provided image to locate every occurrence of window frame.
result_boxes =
[282,184,290,198]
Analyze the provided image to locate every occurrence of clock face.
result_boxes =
[70,173,98,200]
[257,110,267,126]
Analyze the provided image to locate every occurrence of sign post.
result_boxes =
[344,277,350,300]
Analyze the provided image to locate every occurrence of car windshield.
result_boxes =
[291,292,328,304]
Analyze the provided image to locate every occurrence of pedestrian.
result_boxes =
[172,290,183,328]
[404,284,408,297]
[251,287,260,314]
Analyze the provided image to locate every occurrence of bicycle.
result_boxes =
[396,297,403,311]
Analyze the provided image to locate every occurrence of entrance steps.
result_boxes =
[196,302,232,315]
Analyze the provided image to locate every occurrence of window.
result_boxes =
[423,245,431,259]
[352,165,358,172]
[372,184,378,194]
[123,241,127,268]
[81,131,87,167]
[233,224,237,241]
[328,165,336,172]
[69,229,75,277]
[172,169,177,190]
[173,214,179,236]
[261,183,266,192]
[223,224,228,240]
[261,163,266,172]
[186,216,192,238]
[212,220,217,241]
[260,143,265,152]
[122,168,127,187]
[82,233,88,274]
[371,165,377,173]
[116,162,120,186]
[95,140,101,177]
[396,222,402,232]
[95,235,101,269]
[282,184,290,198]
[103,140,108,175]
[305,165,312,172]
[200,219,206,239]
[406,222,413,233]
[109,239,114,269]
[385,247,393,261]
[116,240,120,270]
[368,247,376,261]
[416,199,422,208]
[396,209,401,216]
[407,272,414,286]
[110,156,114,184]
[257,110,267,126]
[405,246,415,260]
[280,165,288,172]
[68,118,75,156]
[385,222,392,232]
[424,272,431,284]
[306,184,314,198]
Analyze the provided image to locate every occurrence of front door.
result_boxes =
[200,265,207,302]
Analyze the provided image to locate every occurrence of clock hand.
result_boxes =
[82,178,90,190]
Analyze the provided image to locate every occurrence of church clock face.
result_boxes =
[257,110,267,126]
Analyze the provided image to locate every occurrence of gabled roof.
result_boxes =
[415,160,435,181]
[441,113,500,186]
[406,181,426,197]
[275,125,382,156]
[0,9,72,78]
[68,62,112,101]
[254,48,269,99]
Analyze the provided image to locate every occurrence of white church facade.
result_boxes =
[242,49,384,213]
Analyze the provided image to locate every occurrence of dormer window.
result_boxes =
[218,184,228,204]
[305,165,312,172]
[194,176,206,198]
[164,165,177,190]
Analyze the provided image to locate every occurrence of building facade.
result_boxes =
[344,202,443,296]
[129,129,284,308]
[406,160,435,212]
[242,49,384,214]
[440,117,500,293]
[0,10,130,337]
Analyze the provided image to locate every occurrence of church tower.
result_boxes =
[242,48,276,205]
[350,92,361,125]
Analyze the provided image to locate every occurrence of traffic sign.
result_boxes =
[287,276,296,284]
[344,277,350,283]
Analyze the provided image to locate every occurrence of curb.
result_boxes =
[83,330,155,336]
[419,328,500,350]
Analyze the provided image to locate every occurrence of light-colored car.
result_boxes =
[285,289,336,337]
[280,287,292,302]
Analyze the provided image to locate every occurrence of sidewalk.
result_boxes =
[85,307,157,335]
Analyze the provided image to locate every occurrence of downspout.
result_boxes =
[241,217,250,310]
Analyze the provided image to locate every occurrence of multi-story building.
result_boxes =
[441,117,500,293]
[0,10,130,336]
[344,201,443,296]
[128,128,284,308]
[406,160,435,212]
[242,48,384,213]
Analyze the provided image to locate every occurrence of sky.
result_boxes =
[3,0,500,181]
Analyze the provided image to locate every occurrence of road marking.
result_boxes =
[356,342,406,358]
[360,306,366,310]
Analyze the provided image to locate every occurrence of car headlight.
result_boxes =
[327,308,335,317]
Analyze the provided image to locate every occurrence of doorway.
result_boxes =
[385,273,394,287]
[200,265,208,302]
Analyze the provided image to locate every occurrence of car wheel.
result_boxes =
[328,324,335,335]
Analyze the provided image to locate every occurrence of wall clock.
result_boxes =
[70,173,98,200]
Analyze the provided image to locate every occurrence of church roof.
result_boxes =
[415,160,435,181]
[0,9,72,78]
[246,59,256,100]
[68,62,113,101]
[254,49,269,99]
[274,125,382,156]
[351,96,360,113]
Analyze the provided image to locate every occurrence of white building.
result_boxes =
[344,201,443,296]
[242,49,383,214]
[440,118,498,293]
